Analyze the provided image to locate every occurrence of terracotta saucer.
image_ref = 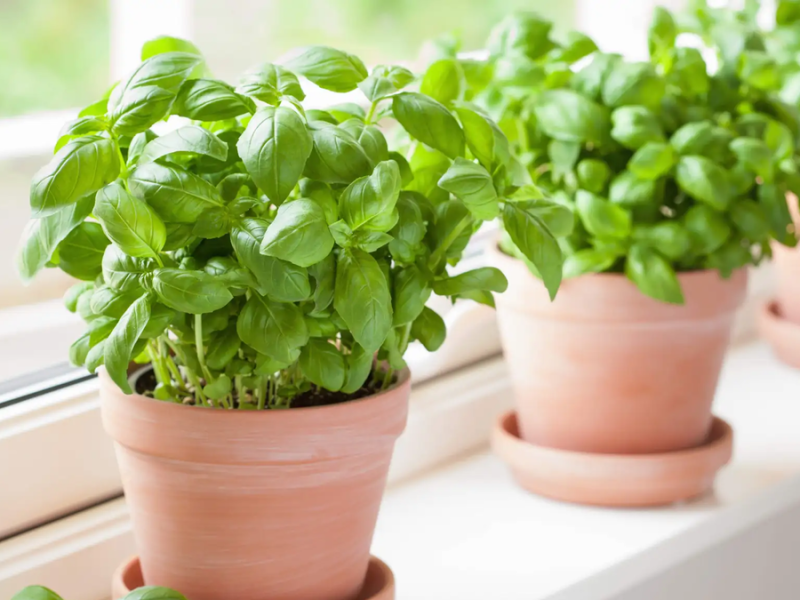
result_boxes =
[758,299,800,369]
[492,411,733,507]
[112,555,395,600]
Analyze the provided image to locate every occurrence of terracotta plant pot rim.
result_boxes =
[758,299,800,369]
[123,364,412,414]
[111,555,396,600]
[492,410,734,507]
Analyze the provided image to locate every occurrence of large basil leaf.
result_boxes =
[299,338,346,391]
[432,267,508,296]
[90,286,143,319]
[628,142,676,180]
[683,204,732,255]
[358,65,414,102]
[286,46,367,92]
[341,343,373,394]
[339,119,389,166]
[393,265,431,325]
[101,245,154,292]
[339,160,401,230]
[238,106,313,205]
[410,306,446,352]
[231,218,310,301]
[138,125,228,163]
[601,62,665,109]
[487,13,554,59]
[502,202,563,300]
[109,52,203,135]
[675,155,731,210]
[104,294,151,394]
[304,122,373,184]
[576,190,632,239]
[334,248,392,353]
[533,89,610,144]
[236,293,308,363]
[17,195,94,281]
[608,171,660,206]
[30,136,119,217]
[260,198,334,267]
[392,92,465,159]
[236,63,305,104]
[205,325,242,371]
[56,221,110,281]
[128,162,225,223]
[152,268,232,314]
[95,182,166,258]
[610,106,665,150]
[625,244,684,304]
[456,105,510,171]
[420,59,463,106]
[172,79,255,120]
[438,158,499,220]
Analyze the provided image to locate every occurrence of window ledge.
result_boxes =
[372,341,800,599]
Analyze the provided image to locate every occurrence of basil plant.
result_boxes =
[12,585,182,600]
[17,37,562,408]
[441,10,800,304]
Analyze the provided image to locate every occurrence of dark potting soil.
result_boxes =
[134,368,391,409]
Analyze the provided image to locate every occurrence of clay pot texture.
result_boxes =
[100,368,409,600]
[490,244,747,455]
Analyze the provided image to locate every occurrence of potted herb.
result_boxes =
[455,10,796,505]
[677,0,800,366]
[16,37,560,600]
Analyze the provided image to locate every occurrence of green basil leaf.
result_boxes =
[759,183,795,245]
[237,106,313,205]
[533,89,610,145]
[502,202,563,300]
[138,125,227,163]
[576,159,611,194]
[339,119,389,166]
[420,59,464,106]
[632,222,692,260]
[236,63,305,104]
[54,116,108,152]
[625,244,684,304]
[609,170,661,206]
[572,53,619,101]
[261,198,334,267]
[109,52,203,135]
[670,121,715,155]
[304,122,373,184]
[334,248,392,353]
[11,586,64,600]
[126,130,157,167]
[411,306,446,352]
[610,106,665,150]
[309,253,336,315]
[206,325,242,370]
[231,218,311,301]
[237,293,308,363]
[163,223,195,251]
[17,195,94,282]
[358,64,415,102]
[285,46,368,92]
[684,204,732,255]
[141,35,204,62]
[95,182,166,258]
[514,200,574,238]
[172,79,254,120]
[69,333,91,367]
[202,374,232,400]
[669,47,710,96]
[299,338,346,391]
[438,158,499,221]
[85,339,106,373]
[628,142,676,180]
[64,281,94,313]
[328,103,366,123]
[576,190,631,239]
[104,294,151,394]
[152,268,232,314]
[675,155,731,210]
[456,105,510,170]
[648,6,677,59]
[56,221,110,281]
[487,13,554,60]
[738,51,779,91]
[730,138,774,183]
[192,208,231,239]
[102,245,154,292]
[393,265,431,325]
[392,92,465,159]
[91,286,142,319]
[563,248,620,278]
[128,162,225,223]
[30,136,120,217]
[601,61,664,110]
[432,267,507,297]
[352,230,393,252]
[341,343,373,394]
[551,31,598,64]
[730,199,770,242]
[339,160,402,230]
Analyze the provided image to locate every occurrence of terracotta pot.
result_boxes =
[492,411,733,507]
[111,555,395,600]
[100,368,409,600]
[489,244,747,455]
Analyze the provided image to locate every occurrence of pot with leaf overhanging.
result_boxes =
[17,35,561,600]
[442,10,797,505]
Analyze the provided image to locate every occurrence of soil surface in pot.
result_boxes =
[134,368,390,409]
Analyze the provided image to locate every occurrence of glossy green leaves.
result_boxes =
[95,182,166,259]
[238,106,313,205]
[286,46,367,92]
[237,293,308,363]
[392,92,465,159]
[260,198,334,267]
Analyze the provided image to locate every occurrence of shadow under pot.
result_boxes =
[488,243,746,506]
[100,366,410,600]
